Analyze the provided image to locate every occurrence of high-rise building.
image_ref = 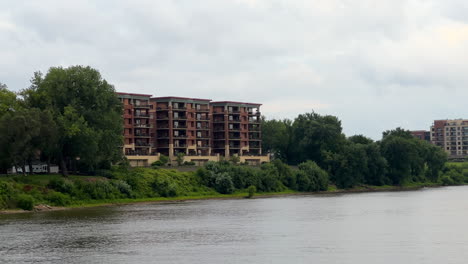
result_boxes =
[430,119,468,158]
[117,92,154,156]
[211,101,262,157]
[117,92,269,166]
[151,97,212,158]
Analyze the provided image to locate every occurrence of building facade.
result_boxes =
[117,93,269,166]
[430,119,468,158]
[117,93,154,156]
[410,130,430,142]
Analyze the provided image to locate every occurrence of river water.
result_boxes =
[2,186,468,263]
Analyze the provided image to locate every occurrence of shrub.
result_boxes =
[47,178,75,194]
[214,173,234,194]
[112,180,134,198]
[441,175,454,186]
[47,192,71,206]
[16,194,35,211]
[183,161,196,166]
[159,155,169,166]
[247,185,256,198]
[297,161,329,191]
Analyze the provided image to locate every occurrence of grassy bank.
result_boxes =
[1,161,466,213]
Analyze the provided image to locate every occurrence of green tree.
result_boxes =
[296,160,329,191]
[21,66,123,175]
[290,112,346,166]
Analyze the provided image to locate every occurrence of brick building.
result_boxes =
[430,119,468,158]
[117,93,269,166]
[117,93,154,156]
[410,130,430,142]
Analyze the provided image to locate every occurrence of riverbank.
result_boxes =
[0,182,445,215]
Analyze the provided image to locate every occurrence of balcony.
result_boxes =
[134,113,150,118]
[213,119,225,123]
[228,119,241,123]
[173,125,188,129]
[196,117,210,121]
[196,127,210,130]
[173,106,187,110]
[248,119,260,124]
[197,145,211,148]
[156,116,169,120]
[156,135,170,139]
[134,123,151,128]
[174,144,187,148]
[134,134,151,138]
[133,104,150,109]
[173,116,187,120]
[229,128,241,132]
[213,138,226,141]
[156,126,169,130]
[248,111,261,116]
[135,142,151,147]
[156,107,169,111]
[195,108,210,112]
[174,135,188,139]
[197,135,210,139]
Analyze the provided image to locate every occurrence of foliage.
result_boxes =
[21,66,123,175]
[247,185,256,198]
[176,152,185,166]
[296,161,329,191]
[16,194,35,211]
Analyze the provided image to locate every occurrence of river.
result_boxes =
[1,186,468,263]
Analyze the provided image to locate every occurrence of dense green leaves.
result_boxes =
[1,66,122,175]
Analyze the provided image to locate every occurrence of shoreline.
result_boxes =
[0,184,447,215]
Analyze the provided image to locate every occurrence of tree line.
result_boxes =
[262,113,449,188]
[0,66,123,175]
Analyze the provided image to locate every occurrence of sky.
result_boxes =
[1,0,467,139]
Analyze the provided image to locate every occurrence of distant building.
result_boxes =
[410,130,430,142]
[430,119,468,158]
[117,93,269,166]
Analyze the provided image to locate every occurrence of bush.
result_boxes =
[0,181,16,209]
[247,185,256,198]
[441,175,454,186]
[46,192,71,206]
[214,173,235,194]
[16,194,35,210]
[183,161,196,166]
[159,155,169,166]
[297,161,329,191]
[47,178,75,194]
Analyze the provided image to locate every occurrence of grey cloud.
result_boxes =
[1,0,467,139]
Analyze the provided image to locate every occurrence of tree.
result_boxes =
[0,83,20,117]
[21,66,123,175]
[176,152,185,166]
[262,118,293,161]
[290,112,346,166]
[334,143,368,189]
[296,160,329,191]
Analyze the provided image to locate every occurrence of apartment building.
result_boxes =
[430,119,468,158]
[151,97,212,157]
[211,101,262,157]
[410,130,430,142]
[117,92,154,156]
[117,92,269,166]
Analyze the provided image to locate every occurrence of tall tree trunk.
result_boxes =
[22,162,26,176]
[28,158,33,175]
[60,154,69,177]
[47,158,51,174]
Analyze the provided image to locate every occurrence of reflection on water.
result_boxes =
[2,187,468,263]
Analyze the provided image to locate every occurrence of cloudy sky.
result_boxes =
[1,0,467,139]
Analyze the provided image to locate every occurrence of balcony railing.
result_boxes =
[134,114,150,118]
[134,134,150,137]
[134,124,151,128]
[135,142,151,147]
[133,104,150,109]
